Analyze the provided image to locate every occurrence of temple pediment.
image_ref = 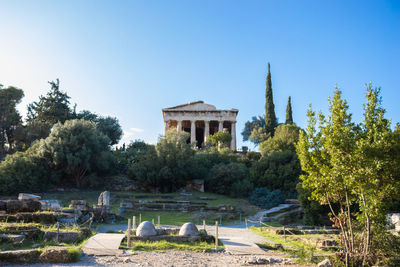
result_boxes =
[163,101,217,111]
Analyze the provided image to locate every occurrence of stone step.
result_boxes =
[0,234,25,243]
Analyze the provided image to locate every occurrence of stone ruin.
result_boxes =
[0,191,117,225]
[130,221,212,242]
[387,213,400,232]
[62,191,116,224]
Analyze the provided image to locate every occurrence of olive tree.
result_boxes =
[39,119,111,188]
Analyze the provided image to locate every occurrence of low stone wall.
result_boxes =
[0,225,41,239]
[0,212,57,224]
[0,247,81,264]
[0,249,41,264]
[0,200,41,213]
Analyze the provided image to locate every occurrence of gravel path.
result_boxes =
[12,251,304,267]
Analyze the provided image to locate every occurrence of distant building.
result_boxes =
[162,101,238,149]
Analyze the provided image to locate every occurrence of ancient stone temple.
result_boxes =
[162,101,238,149]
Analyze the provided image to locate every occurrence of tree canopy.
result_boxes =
[296,85,400,265]
[0,86,24,156]
[286,96,293,124]
[265,63,277,136]
[241,115,265,142]
[259,124,301,156]
[39,119,111,188]
[27,79,74,126]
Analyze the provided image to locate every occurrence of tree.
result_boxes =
[259,124,301,156]
[128,130,195,192]
[0,142,58,195]
[249,125,269,145]
[76,110,122,145]
[265,63,277,136]
[155,130,195,192]
[76,110,99,121]
[250,150,301,196]
[207,131,232,149]
[115,140,154,174]
[208,162,251,197]
[241,115,265,142]
[296,85,400,266]
[27,79,73,126]
[0,86,24,156]
[286,96,293,124]
[39,119,111,188]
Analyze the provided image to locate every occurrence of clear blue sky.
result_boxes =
[1,0,399,149]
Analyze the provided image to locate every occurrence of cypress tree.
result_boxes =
[265,63,277,136]
[286,96,293,124]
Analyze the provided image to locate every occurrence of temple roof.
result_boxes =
[163,101,237,112]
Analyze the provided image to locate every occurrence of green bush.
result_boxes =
[207,162,249,196]
[0,142,58,195]
[249,187,285,209]
[250,151,301,196]
[230,179,253,198]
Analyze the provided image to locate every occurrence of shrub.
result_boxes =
[249,187,285,209]
[207,162,249,196]
[230,179,253,198]
[0,142,58,195]
[250,151,301,196]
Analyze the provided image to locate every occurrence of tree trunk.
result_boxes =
[345,191,354,252]
[326,193,350,263]
[361,192,370,266]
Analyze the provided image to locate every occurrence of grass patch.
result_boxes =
[0,222,81,233]
[120,239,223,252]
[250,226,333,264]
[67,247,82,262]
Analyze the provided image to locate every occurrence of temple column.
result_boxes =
[177,120,182,132]
[230,121,237,150]
[218,120,223,132]
[204,120,210,143]
[164,120,169,135]
[190,120,196,145]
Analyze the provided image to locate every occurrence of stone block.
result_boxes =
[0,234,25,243]
[39,247,79,263]
[39,200,62,211]
[14,212,57,224]
[318,259,333,267]
[18,193,41,201]
[120,200,134,208]
[62,208,75,213]
[0,249,40,263]
[98,191,110,206]
[5,200,41,213]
